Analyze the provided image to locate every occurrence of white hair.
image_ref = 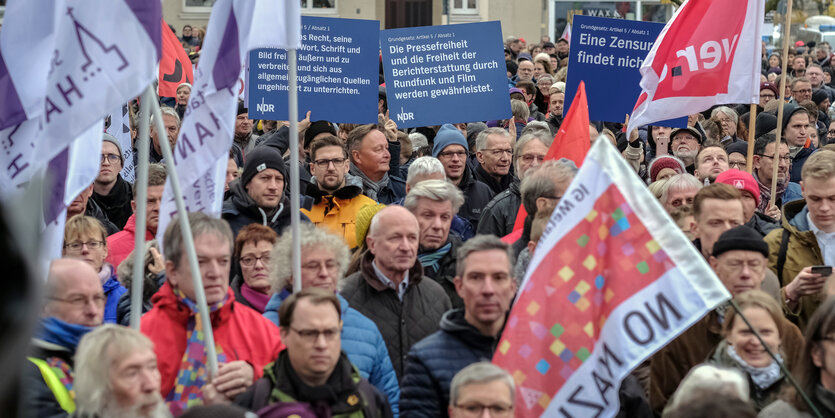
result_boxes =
[476,127,513,151]
[406,156,446,186]
[270,223,350,293]
[404,179,465,213]
[409,132,429,151]
[450,362,515,406]
[664,365,749,415]
[150,106,181,131]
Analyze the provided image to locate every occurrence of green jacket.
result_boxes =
[765,200,825,331]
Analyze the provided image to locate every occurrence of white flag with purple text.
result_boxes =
[156,0,301,244]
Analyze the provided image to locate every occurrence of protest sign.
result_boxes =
[248,16,379,123]
[493,138,729,417]
[380,21,510,128]
[565,15,686,127]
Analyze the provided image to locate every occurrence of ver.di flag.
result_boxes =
[159,19,194,98]
[492,138,730,417]
[626,0,764,134]
[156,0,301,246]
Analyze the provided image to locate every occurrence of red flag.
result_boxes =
[505,82,590,238]
[158,19,193,98]
[626,0,764,133]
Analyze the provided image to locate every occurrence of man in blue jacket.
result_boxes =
[399,235,517,417]
[263,223,401,416]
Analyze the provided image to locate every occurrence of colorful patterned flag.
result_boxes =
[493,138,729,417]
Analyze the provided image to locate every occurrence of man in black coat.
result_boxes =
[222,146,309,238]
[91,134,133,230]
[399,235,517,418]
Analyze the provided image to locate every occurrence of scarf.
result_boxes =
[418,242,452,272]
[165,289,230,416]
[274,350,363,417]
[815,384,835,415]
[36,317,96,351]
[754,172,787,214]
[241,283,271,313]
[98,263,114,286]
[726,344,783,390]
[349,164,390,202]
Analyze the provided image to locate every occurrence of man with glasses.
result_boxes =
[237,288,392,416]
[22,258,104,416]
[434,124,494,231]
[806,64,835,102]
[448,363,514,418]
[650,226,805,413]
[759,82,778,108]
[752,133,803,217]
[473,127,515,195]
[400,236,517,418]
[91,133,133,230]
[302,135,375,249]
[670,127,702,173]
[791,77,813,104]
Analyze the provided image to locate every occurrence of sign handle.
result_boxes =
[770,1,793,209]
[129,87,153,330]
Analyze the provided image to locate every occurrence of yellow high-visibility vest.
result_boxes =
[27,357,76,413]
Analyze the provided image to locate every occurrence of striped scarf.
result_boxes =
[46,357,74,395]
[165,290,230,416]
[418,242,452,272]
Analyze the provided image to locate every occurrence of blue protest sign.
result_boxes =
[381,21,510,128]
[248,16,379,123]
[565,15,686,128]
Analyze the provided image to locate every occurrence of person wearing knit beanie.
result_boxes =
[709,226,769,296]
[432,124,469,157]
[354,203,386,248]
[715,169,760,207]
[711,225,769,258]
[648,155,686,183]
[725,141,749,170]
[102,132,124,164]
[304,120,337,149]
[240,146,287,188]
[755,111,778,139]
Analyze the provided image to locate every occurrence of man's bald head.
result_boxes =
[45,258,104,327]
[368,205,419,238]
[366,206,420,280]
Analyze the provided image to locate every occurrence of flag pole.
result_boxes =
[150,97,219,376]
[130,88,153,330]
[729,299,823,418]
[770,0,793,208]
[288,48,302,293]
[745,103,757,173]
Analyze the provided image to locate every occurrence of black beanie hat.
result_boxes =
[237,100,248,116]
[813,89,829,106]
[782,103,808,131]
[711,226,769,258]
[241,146,287,187]
[303,120,337,149]
[725,140,749,158]
[755,111,778,139]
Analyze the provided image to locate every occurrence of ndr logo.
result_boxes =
[256,97,274,113]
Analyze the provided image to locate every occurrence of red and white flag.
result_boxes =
[493,138,729,417]
[626,0,764,134]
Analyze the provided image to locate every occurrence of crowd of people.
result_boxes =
[15,20,835,418]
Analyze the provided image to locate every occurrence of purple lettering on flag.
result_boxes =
[0,51,26,130]
[124,0,162,59]
[213,11,241,91]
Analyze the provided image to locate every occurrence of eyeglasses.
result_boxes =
[453,403,514,417]
[63,241,105,251]
[729,161,747,168]
[828,129,835,136]
[312,157,347,169]
[289,326,340,343]
[50,294,107,308]
[760,94,776,99]
[100,153,120,164]
[483,149,513,157]
[438,150,468,159]
[520,154,545,164]
[302,260,339,273]
[239,254,271,267]
[757,154,792,163]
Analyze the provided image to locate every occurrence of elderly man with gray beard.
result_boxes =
[73,325,170,418]
[670,127,703,175]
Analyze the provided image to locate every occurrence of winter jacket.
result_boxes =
[747,212,780,237]
[22,340,77,418]
[473,163,514,196]
[284,154,312,195]
[456,166,495,232]
[399,309,500,418]
[91,174,133,230]
[705,340,787,411]
[649,309,804,414]
[235,351,392,418]
[765,200,826,330]
[302,175,378,249]
[105,214,154,268]
[419,237,462,308]
[477,179,522,238]
[232,132,260,167]
[222,179,309,238]
[140,282,283,398]
[790,146,815,183]
[546,113,562,136]
[84,199,119,236]
[263,291,400,416]
[340,250,451,379]
[357,173,407,205]
[101,267,126,324]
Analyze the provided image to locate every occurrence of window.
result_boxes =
[452,0,478,13]
[185,0,215,7]
[301,0,336,11]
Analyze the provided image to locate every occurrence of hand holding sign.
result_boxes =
[381,110,399,142]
